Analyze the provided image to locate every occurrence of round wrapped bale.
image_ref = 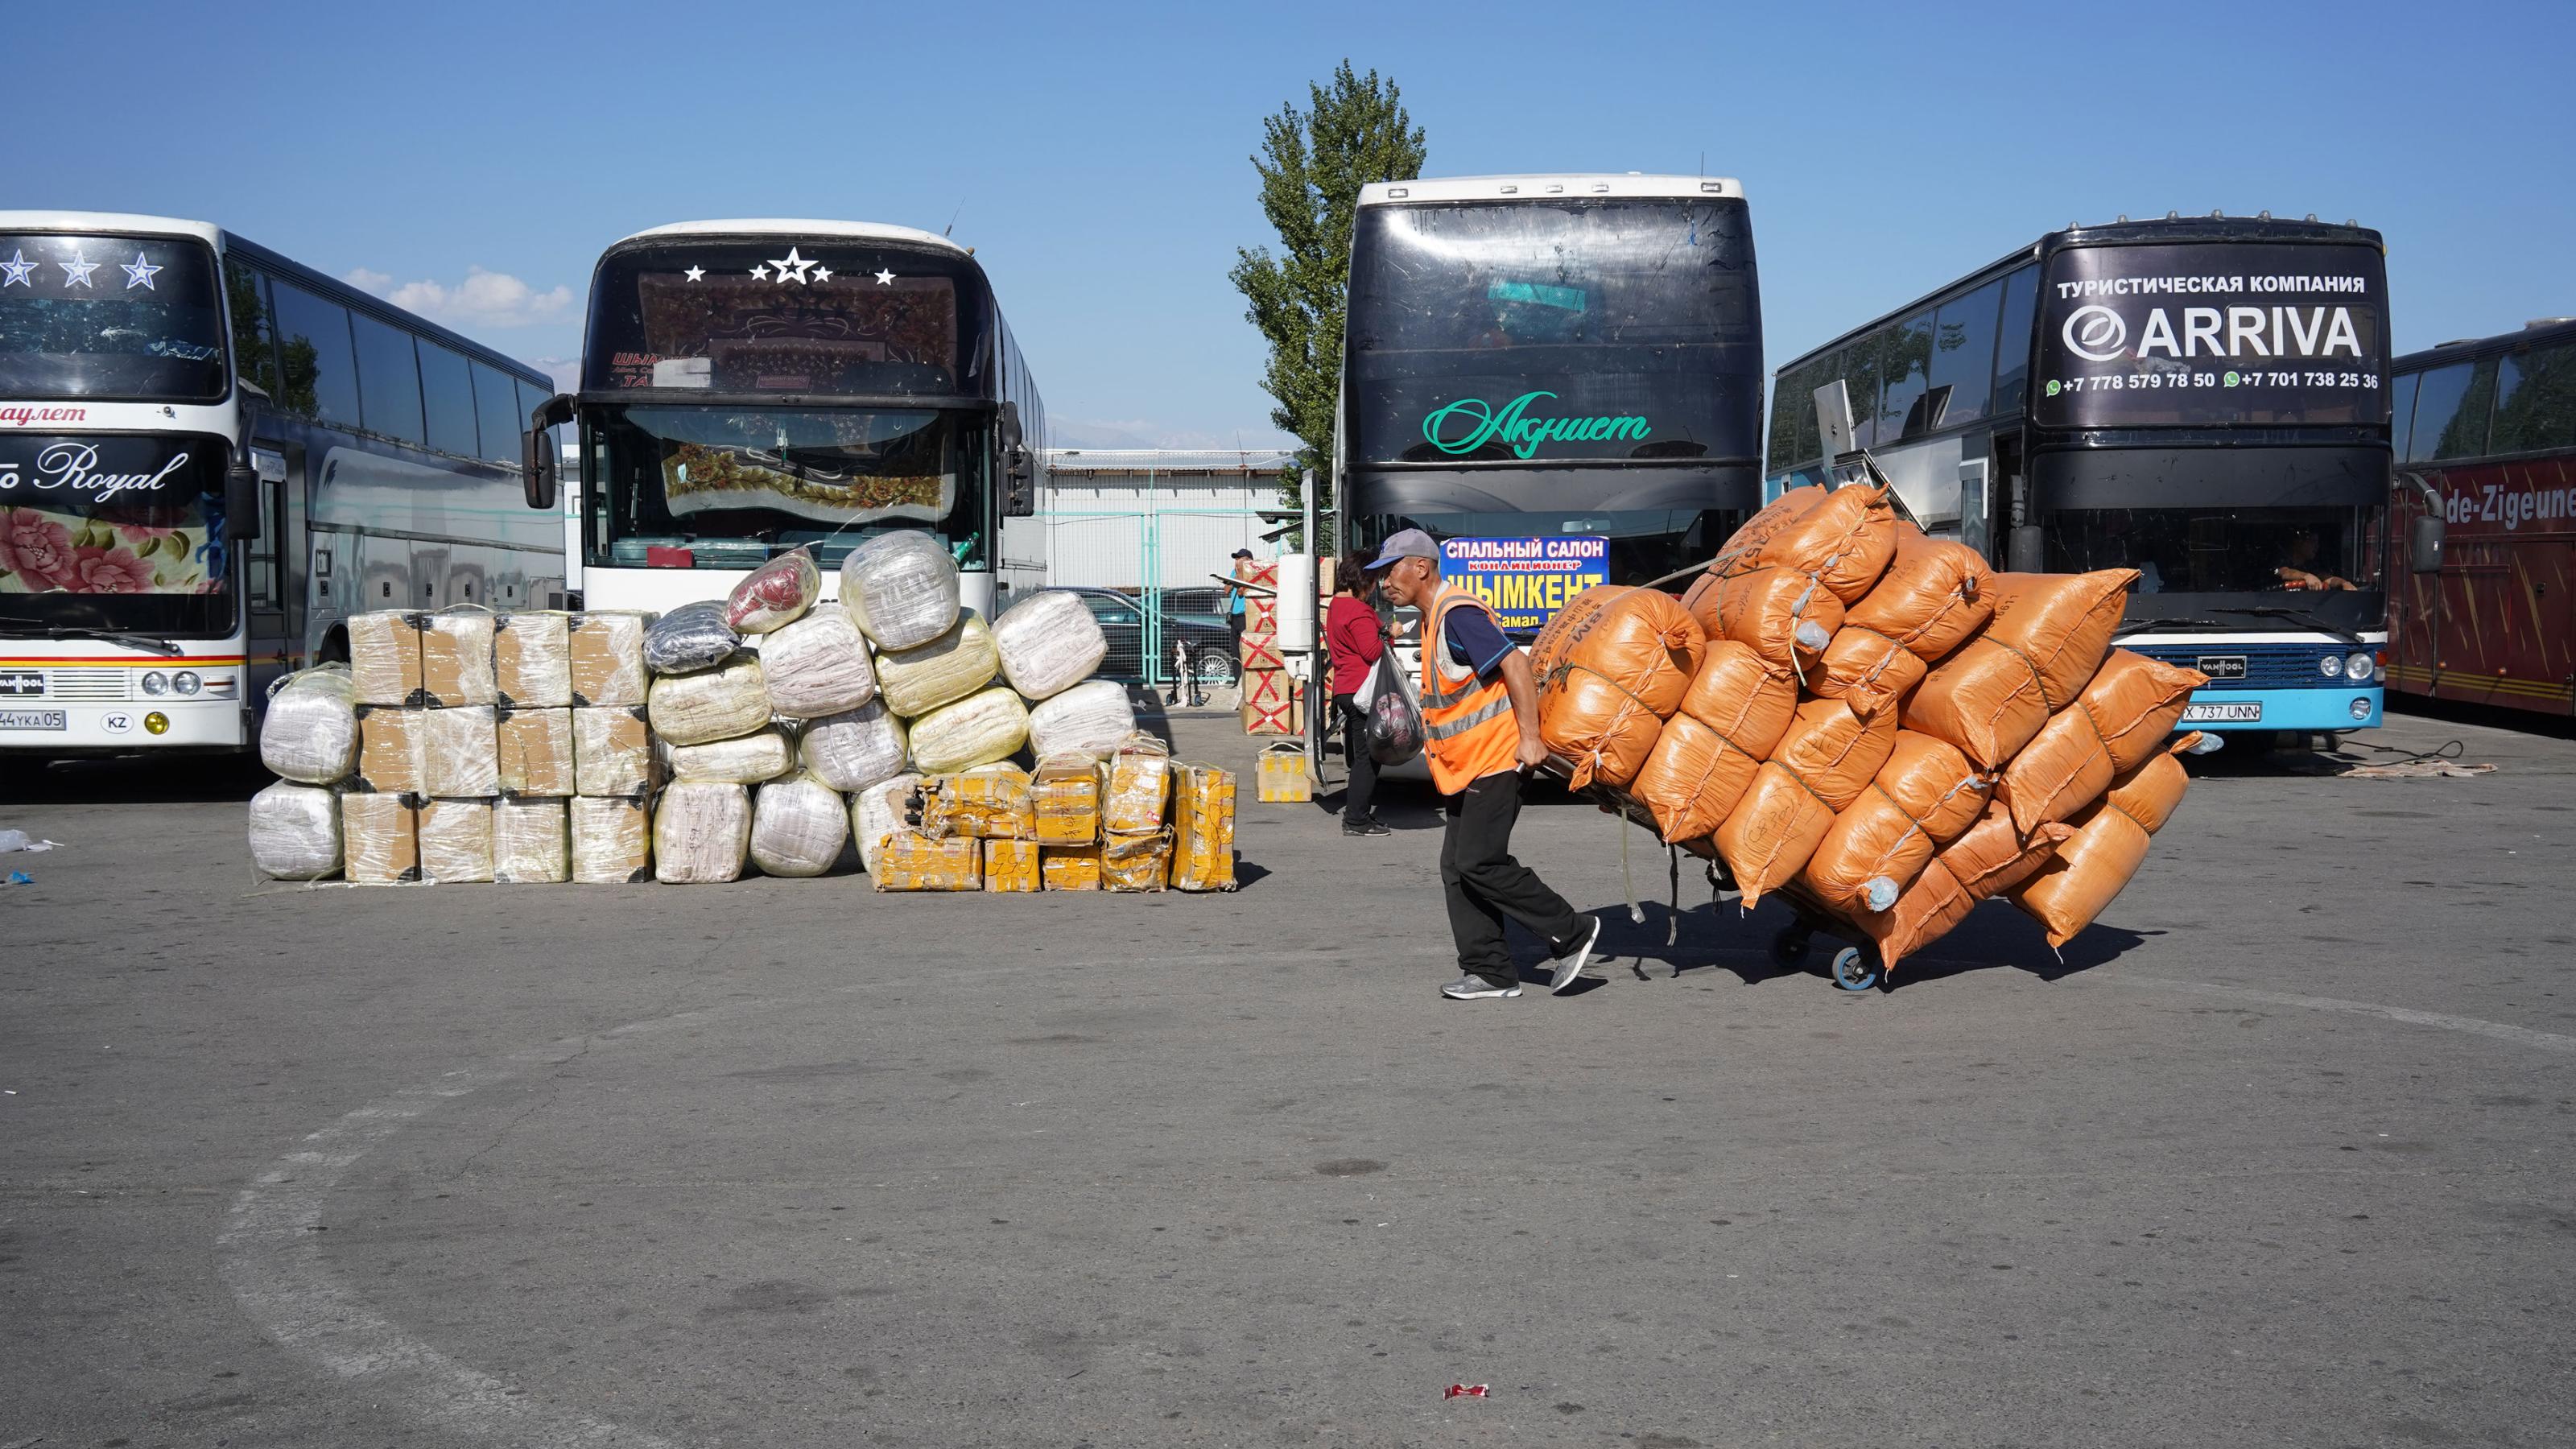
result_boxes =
[1026,679,1137,764]
[909,687,1029,774]
[259,665,360,784]
[850,772,924,875]
[993,589,1109,700]
[647,654,770,746]
[840,530,960,650]
[664,727,796,784]
[876,613,999,718]
[760,604,877,719]
[799,699,908,793]
[749,771,849,877]
[724,548,820,634]
[653,779,751,884]
[642,600,741,675]
[248,781,341,879]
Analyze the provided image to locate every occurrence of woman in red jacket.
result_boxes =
[1326,551,1392,836]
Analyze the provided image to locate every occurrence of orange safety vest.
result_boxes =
[1418,585,1524,793]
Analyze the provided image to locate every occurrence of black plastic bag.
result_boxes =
[643,600,741,675]
[1364,653,1424,766]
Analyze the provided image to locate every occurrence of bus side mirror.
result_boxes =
[999,402,1036,518]
[223,453,261,543]
[2409,513,2444,575]
[522,394,576,510]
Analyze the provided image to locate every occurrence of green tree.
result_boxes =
[1229,61,1426,547]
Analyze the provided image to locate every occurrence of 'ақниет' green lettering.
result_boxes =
[1420,391,1651,459]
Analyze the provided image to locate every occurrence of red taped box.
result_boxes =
[1240,633,1285,672]
[1241,667,1289,707]
[1244,596,1279,638]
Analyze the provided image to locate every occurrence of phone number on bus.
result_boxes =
[2048,369,2380,394]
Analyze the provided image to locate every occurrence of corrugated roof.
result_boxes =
[1045,448,1299,476]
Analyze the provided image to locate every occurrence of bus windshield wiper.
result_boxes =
[2113,617,2229,638]
[0,618,185,657]
[2209,605,2362,646]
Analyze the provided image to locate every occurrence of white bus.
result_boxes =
[526,219,1044,619]
[0,211,558,759]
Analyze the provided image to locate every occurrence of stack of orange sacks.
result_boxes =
[1534,483,2209,978]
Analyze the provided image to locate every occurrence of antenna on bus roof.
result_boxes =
[943,199,966,237]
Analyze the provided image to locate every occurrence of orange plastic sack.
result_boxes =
[2011,739,2195,948]
[1714,762,1836,909]
[1903,638,2052,770]
[1843,524,1996,663]
[1982,569,2139,708]
[1534,586,1706,791]
[1857,801,2076,973]
[1997,650,2207,836]
[1746,484,1897,602]
[1811,627,1926,719]
[1631,714,1766,844]
[1707,485,1829,571]
[1773,697,1898,811]
[1674,641,1798,754]
[1799,733,1994,914]
[1686,566,1843,675]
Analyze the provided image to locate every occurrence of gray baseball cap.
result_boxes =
[1364,528,1439,572]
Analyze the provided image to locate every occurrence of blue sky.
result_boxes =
[18,0,2568,448]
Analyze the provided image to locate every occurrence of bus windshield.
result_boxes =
[2045,505,2384,597]
[586,403,987,569]
[0,234,227,401]
[1347,199,1761,466]
[0,434,233,634]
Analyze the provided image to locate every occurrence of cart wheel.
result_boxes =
[1769,927,1812,968]
[1830,945,1880,993]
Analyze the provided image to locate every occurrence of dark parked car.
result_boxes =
[1054,586,1241,688]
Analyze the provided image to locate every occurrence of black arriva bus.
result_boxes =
[1767,214,2394,742]
[1337,174,1764,597]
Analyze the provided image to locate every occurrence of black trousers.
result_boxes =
[1440,769,1586,988]
[1333,692,1377,824]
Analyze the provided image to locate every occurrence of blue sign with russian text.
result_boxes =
[1438,535,1610,630]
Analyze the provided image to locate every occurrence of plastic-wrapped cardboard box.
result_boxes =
[353,705,428,796]
[873,829,981,891]
[1101,828,1172,893]
[1169,763,1237,891]
[342,791,421,885]
[420,610,498,707]
[570,795,651,883]
[419,797,495,883]
[1031,756,1103,845]
[422,705,500,797]
[983,838,1040,893]
[567,611,650,708]
[1104,734,1172,833]
[913,763,1034,840]
[1041,844,1102,891]
[572,705,654,797]
[493,611,572,708]
[349,611,426,706]
[497,708,576,797]
[493,796,568,883]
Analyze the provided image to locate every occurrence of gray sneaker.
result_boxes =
[1440,975,1522,1000]
[1548,916,1604,993]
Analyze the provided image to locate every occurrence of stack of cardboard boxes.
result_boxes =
[1236,558,1300,736]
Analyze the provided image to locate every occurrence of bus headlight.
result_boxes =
[139,671,171,696]
[2343,652,2375,682]
[171,671,202,696]
[2318,654,2343,678]
[2349,697,2374,721]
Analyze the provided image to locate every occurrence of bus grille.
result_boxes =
[45,669,133,700]
[2124,643,2352,690]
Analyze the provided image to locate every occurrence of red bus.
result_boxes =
[2385,317,2576,718]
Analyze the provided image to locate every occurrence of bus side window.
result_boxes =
[1844,339,1884,450]
[351,313,425,446]
[472,362,522,465]
[1991,264,2039,414]
[2411,358,2493,463]
[2389,370,2420,461]
[2491,343,2576,454]
[225,260,281,398]
[419,342,479,459]
[1929,279,2002,428]
[270,282,360,423]
[1876,311,1934,442]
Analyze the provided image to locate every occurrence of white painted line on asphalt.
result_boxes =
[2112,975,2576,1055]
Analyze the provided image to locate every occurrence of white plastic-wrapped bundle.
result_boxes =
[665,727,795,784]
[1026,679,1137,763]
[908,687,1029,774]
[993,590,1109,700]
[418,798,494,883]
[876,613,999,717]
[798,699,907,793]
[493,611,572,708]
[260,666,360,784]
[840,530,960,650]
[248,782,341,879]
[724,549,822,634]
[570,795,651,884]
[493,796,568,883]
[422,705,501,797]
[654,779,751,884]
[759,604,877,719]
[643,601,741,675]
[749,771,849,877]
[851,773,923,874]
[647,654,770,746]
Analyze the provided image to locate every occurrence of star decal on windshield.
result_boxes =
[683,265,705,283]
[58,252,99,288]
[0,250,31,287]
[767,247,815,284]
[121,251,161,290]
[873,268,896,286]
[749,264,770,281]
[813,266,832,283]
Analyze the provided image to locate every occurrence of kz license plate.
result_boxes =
[0,708,68,730]
[2182,702,2262,723]
[2195,655,2248,679]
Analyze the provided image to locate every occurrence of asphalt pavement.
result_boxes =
[2,706,2571,1447]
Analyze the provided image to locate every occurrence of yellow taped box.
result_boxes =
[1031,757,1102,845]
[1169,763,1237,891]
[1104,735,1172,833]
[873,829,982,891]
[1255,742,1311,803]
[1102,828,1172,893]
[1041,844,1102,891]
[914,763,1035,839]
[341,791,421,885]
[983,838,1041,893]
